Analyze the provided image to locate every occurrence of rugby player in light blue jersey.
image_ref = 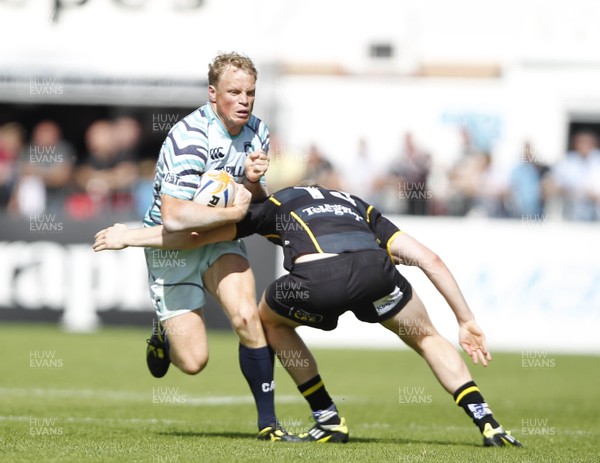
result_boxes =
[140,52,298,441]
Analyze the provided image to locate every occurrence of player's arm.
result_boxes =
[93,223,235,252]
[389,232,492,366]
[365,199,491,366]
[243,150,269,200]
[93,188,265,252]
[161,182,250,232]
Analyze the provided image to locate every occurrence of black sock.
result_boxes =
[239,344,277,430]
[298,375,340,425]
[453,380,500,432]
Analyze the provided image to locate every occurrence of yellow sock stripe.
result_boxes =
[301,379,324,397]
[290,211,323,253]
[455,386,480,404]
[386,230,404,260]
[269,196,282,206]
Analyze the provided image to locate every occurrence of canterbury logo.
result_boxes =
[209,147,225,159]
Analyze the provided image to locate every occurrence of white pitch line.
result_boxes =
[0,387,307,406]
[0,415,183,425]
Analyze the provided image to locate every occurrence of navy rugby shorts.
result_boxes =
[264,249,412,331]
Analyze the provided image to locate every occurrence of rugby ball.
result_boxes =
[193,170,236,207]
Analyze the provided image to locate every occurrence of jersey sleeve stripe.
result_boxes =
[178,181,198,189]
[386,230,404,260]
[177,169,203,177]
[167,134,205,157]
[268,196,282,206]
[181,120,208,138]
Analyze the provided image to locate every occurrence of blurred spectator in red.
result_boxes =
[389,132,431,215]
[0,122,25,210]
[303,143,342,190]
[545,131,600,221]
[72,120,138,218]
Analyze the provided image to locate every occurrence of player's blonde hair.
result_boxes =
[208,52,258,87]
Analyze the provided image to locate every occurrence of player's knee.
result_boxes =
[177,354,209,375]
[230,306,260,334]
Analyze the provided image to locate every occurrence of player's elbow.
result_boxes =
[161,213,185,233]
[419,251,443,273]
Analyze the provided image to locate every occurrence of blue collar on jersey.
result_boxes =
[204,102,246,140]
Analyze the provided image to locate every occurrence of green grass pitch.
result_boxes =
[1,323,599,463]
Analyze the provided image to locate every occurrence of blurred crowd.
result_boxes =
[2,117,600,222]
[269,129,600,222]
[0,117,155,220]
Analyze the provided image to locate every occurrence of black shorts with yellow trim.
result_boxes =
[264,249,412,331]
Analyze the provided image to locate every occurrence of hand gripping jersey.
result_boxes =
[144,103,269,227]
[235,186,402,271]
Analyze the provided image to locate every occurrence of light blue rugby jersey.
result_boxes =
[143,103,269,227]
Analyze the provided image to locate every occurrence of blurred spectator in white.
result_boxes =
[389,132,431,215]
[265,133,307,191]
[545,131,600,221]
[444,127,486,216]
[17,120,75,214]
[303,143,342,190]
[340,137,378,203]
[0,122,25,210]
[73,120,138,217]
[507,141,549,219]
[446,151,488,216]
[470,152,509,218]
[457,126,480,158]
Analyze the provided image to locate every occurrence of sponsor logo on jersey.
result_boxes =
[302,204,363,221]
[244,141,253,153]
[163,173,180,186]
[223,165,244,177]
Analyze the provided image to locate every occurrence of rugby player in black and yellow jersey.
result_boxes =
[94,185,523,447]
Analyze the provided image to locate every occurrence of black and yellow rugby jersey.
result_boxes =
[235,186,402,270]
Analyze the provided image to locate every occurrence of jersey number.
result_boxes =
[294,187,357,206]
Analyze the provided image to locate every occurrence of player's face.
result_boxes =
[209,66,256,136]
